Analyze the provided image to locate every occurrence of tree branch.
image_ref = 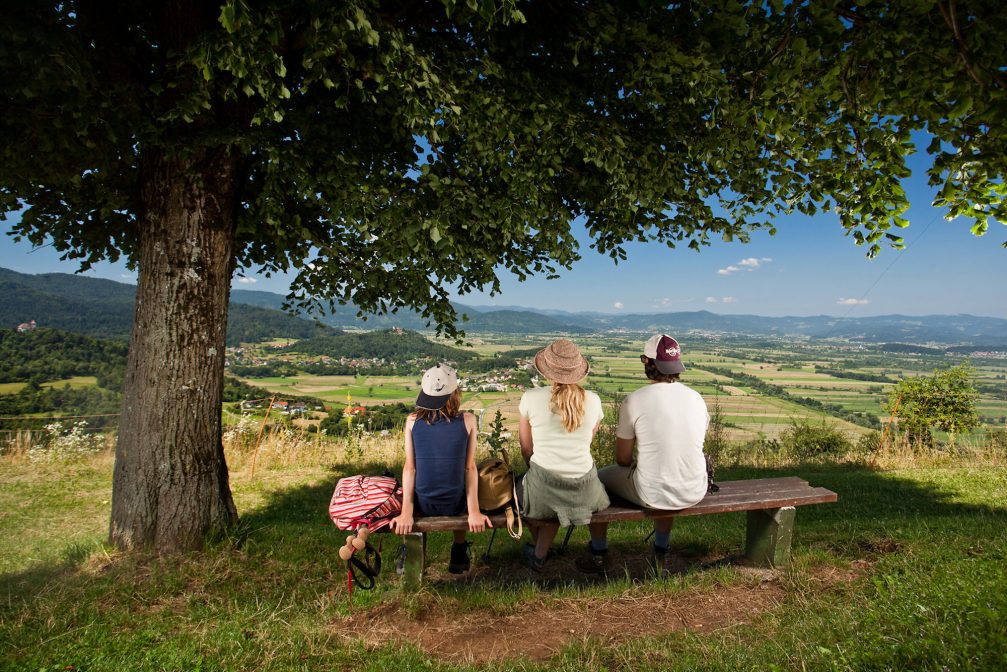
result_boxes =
[937,0,999,90]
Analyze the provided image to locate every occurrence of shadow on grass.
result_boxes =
[3,461,1004,603]
[235,461,1007,591]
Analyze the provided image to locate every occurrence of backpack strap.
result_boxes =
[504,477,523,541]
[705,454,720,493]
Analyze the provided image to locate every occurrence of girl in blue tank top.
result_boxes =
[390,364,491,573]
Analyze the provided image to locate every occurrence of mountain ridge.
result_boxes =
[2,269,1004,344]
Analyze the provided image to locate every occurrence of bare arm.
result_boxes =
[615,436,635,467]
[519,415,534,467]
[391,416,416,534]
[463,413,491,532]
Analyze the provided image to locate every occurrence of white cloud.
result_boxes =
[613,301,624,310]
[237,277,258,284]
[837,297,869,305]
[650,297,673,309]
[717,257,772,275]
[706,296,737,304]
[706,297,719,303]
[722,296,737,303]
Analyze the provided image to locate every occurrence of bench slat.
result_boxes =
[706,476,808,492]
[408,477,837,532]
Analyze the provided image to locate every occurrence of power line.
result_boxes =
[823,211,943,339]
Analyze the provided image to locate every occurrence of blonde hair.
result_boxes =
[414,389,462,424]
[549,382,586,433]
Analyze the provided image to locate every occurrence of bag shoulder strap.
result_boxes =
[504,476,523,540]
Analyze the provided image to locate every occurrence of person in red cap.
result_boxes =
[579,334,710,575]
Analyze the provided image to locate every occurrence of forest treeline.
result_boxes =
[0,328,126,385]
[280,329,474,363]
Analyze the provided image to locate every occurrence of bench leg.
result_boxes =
[745,506,795,568]
[402,532,426,591]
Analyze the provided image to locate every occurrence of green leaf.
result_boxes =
[219,4,237,33]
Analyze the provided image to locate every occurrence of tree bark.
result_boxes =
[110,147,240,552]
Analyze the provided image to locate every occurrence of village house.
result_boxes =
[16,319,37,333]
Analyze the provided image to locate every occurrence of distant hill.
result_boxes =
[281,329,475,362]
[0,267,136,339]
[460,309,592,334]
[0,268,334,345]
[469,304,1007,344]
[230,290,592,334]
[593,311,1007,344]
[5,268,1004,344]
[0,327,127,385]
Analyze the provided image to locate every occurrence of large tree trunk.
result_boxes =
[110,147,240,552]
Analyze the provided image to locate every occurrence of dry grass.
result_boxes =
[867,432,1007,470]
[223,422,404,474]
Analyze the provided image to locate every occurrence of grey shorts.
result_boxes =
[521,462,610,527]
[597,464,647,507]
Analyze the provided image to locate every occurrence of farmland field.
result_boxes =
[225,333,1007,443]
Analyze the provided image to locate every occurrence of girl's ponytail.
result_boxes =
[549,382,586,432]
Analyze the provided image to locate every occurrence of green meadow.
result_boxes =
[2,439,1006,671]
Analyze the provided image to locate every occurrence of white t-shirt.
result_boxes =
[616,381,709,510]
[519,386,603,478]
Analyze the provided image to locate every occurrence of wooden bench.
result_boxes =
[398,476,837,589]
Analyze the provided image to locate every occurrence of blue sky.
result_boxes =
[2,152,1004,319]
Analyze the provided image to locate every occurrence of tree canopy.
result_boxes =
[2,0,1005,552]
[4,1,1004,333]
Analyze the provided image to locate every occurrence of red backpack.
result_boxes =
[328,474,403,532]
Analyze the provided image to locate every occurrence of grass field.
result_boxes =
[239,374,418,403]
[0,376,101,396]
[2,433,1006,671]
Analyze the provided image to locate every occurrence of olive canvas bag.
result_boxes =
[476,450,522,541]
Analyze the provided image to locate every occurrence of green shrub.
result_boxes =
[591,394,622,468]
[704,399,728,467]
[780,419,852,460]
[854,430,884,460]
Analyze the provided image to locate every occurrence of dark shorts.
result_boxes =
[416,494,465,517]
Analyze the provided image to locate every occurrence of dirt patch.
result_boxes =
[333,563,860,664]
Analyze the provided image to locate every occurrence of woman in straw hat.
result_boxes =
[518,339,609,571]
[391,364,491,574]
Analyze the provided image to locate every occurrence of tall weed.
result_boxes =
[26,421,110,463]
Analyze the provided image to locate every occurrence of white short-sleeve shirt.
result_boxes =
[519,386,603,479]
[616,381,709,510]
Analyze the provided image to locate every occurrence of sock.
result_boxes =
[654,530,671,549]
[590,538,608,553]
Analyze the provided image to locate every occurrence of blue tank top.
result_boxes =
[411,414,468,516]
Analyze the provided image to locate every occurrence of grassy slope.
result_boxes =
[1,450,1005,671]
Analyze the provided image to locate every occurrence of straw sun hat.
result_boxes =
[534,339,590,384]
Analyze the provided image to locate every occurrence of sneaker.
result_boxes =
[575,543,610,575]
[652,543,670,575]
[448,542,471,574]
[523,543,548,572]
